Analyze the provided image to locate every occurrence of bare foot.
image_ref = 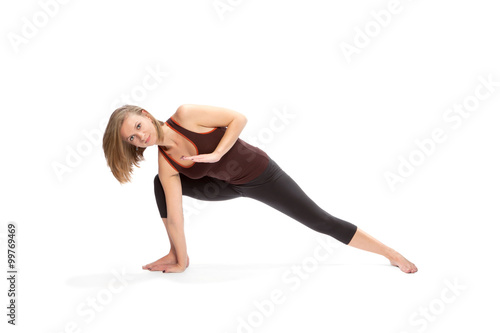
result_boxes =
[387,250,418,274]
[142,253,190,271]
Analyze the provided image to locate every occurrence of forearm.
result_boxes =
[164,218,188,268]
[214,115,247,158]
[161,218,178,255]
[167,231,176,254]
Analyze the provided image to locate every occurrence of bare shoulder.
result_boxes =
[172,104,217,132]
[171,104,193,127]
[172,104,189,120]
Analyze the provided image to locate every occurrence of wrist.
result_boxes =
[213,150,224,161]
[177,261,187,271]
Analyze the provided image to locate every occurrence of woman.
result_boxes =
[102,104,418,274]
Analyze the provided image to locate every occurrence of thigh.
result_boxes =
[154,173,242,218]
[237,162,357,244]
[239,168,324,221]
[178,173,243,201]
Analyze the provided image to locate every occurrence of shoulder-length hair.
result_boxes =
[102,105,164,184]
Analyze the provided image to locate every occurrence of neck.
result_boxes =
[158,123,175,148]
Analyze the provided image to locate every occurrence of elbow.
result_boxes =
[165,214,184,226]
[236,114,247,127]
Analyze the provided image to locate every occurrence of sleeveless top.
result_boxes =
[158,117,270,184]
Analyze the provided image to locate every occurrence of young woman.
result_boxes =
[102,104,418,274]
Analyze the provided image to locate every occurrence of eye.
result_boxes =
[128,123,141,141]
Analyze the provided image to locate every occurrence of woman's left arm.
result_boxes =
[177,104,248,163]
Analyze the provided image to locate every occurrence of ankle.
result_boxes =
[384,247,398,260]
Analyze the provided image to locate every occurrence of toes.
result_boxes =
[143,263,156,270]
[406,264,418,274]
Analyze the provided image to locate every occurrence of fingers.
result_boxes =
[146,264,168,272]
[181,155,204,161]
[161,264,177,273]
[181,156,204,164]
[142,264,189,273]
[163,264,186,273]
[181,154,218,163]
[142,263,186,273]
[142,262,166,271]
[143,263,175,272]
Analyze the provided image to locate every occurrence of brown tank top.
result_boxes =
[158,117,270,184]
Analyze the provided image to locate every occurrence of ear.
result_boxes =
[141,109,152,120]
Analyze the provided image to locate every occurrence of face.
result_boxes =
[120,111,158,148]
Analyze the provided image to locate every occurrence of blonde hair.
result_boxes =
[102,105,165,184]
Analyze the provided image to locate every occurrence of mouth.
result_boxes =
[145,135,150,144]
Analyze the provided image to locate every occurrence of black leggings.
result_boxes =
[154,158,358,245]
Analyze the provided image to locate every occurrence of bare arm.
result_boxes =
[157,150,188,273]
[176,104,248,163]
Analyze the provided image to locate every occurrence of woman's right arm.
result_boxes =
[157,150,189,273]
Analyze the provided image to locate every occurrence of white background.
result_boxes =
[1,0,499,332]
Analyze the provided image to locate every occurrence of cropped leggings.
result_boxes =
[154,158,358,245]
